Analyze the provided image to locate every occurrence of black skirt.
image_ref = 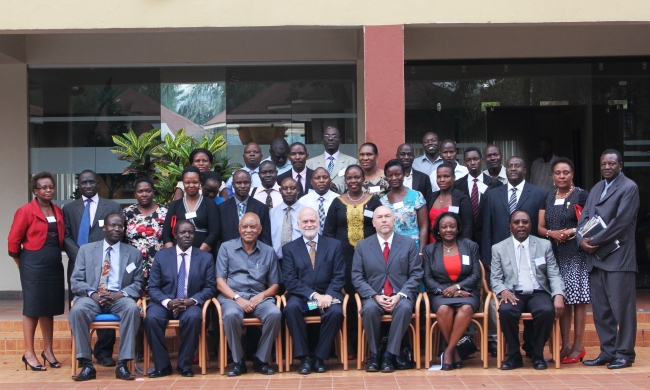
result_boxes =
[429,292,480,313]
[19,238,65,317]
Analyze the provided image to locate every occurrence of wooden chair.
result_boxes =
[495,298,561,369]
[70,299,140,376]
[424,262,493,369]
[282,294,349,371]
[141,298,212,375]
[212,296,283,375]
[355,293,422,370]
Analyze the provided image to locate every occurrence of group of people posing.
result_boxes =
[8,126,640,380]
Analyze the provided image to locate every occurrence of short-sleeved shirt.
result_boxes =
[380,188,426,249]
[216,237,281,299]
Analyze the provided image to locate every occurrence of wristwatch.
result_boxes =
[455,284,461,291]
[232,294,240,301]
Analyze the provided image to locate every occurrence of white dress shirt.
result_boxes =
[298,189,339,216]
[162,246,194,309]
[269,202,305,259]
[376,234,408,299]
[252,183,283,208]
[507,180,526,205]
[483,165,507,185]
[466,173,488,202]
[403,170,413,189]
[81,194,100,226]
[511,236,541,291]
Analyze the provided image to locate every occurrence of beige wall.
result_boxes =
[2,0,650,30]
[0,64,29,291]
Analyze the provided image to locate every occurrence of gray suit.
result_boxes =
[68,241,144,361]
[491,235,565,358]
[351,233,423,355]
[306,152,358,194]
[577,172,639,361]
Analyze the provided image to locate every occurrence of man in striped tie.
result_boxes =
[144,221,216,378]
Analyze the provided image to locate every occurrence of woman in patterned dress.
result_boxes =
[538,157,590,363]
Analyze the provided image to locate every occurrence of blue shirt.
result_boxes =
[261,156,292,175]
[225,166,262,198]
[412,154,443,176]
[214,196,225,205]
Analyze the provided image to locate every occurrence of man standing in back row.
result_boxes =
[307,126,358,193]
[579,149,639,370]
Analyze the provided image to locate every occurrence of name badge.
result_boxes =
[307,299,319,310]
[125,263,136,274]
[533,257,546,266]
[363,209,374,218]
[338,168,346,177]
[393,201,405,209]
[368,186,381,194]
[448,206,459,214]
[462,255,470,265]
[477,181,488,194]
[46,216,57,223]
[185,212,197,219]
[98,220,104,227]
[554,198,564,206]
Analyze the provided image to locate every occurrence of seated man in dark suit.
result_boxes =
[351,206,423,373]
[491,210,565,370]
[144,220,216,378]
[68,214,144,381]
[282,207,345,374]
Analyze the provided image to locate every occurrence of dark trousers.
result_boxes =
[498,290,555,358]
[283,295,344,360]
[589,268,636,361]
[143,304,203,370]
[68,258,115,359]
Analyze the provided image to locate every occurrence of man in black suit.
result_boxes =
[219,170,272,247]
[277,142,313,199]
[396,143,432,201]
[63,169,122,367]
[282,207,345,374]
[453,146,502,243]
[144,221,216,378]
[579,149,640,369]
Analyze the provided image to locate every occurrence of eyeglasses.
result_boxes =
[36,186,55,191]
[323,135,339,140]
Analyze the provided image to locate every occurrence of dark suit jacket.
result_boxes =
[218,197,272,247]
[63,197,122,262]
[577,172,640,273]
[480,182,548,265]
[427,189,474,241]
[411,168,433,203]
[281,235,345,301]
[453,173,503,243]
[147,246,216,306]
[277,168,313,199]
[422,238,481,296]
[351,233,423,301]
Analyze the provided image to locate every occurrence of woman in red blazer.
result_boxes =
[8,172,65,371]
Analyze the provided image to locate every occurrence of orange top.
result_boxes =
[428,206,449,243]
[443,253,462,282]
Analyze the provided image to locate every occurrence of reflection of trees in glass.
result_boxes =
[163,83,226,125]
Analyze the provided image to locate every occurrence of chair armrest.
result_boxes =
[281,294,287,308]
[354,293,362,314]
[342,294,349,318]
[201,299,212,318]
[212,298,223,319]
[275,295,282,309]
[414,293,422,319]
[423,291,431,317]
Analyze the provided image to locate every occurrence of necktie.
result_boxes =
[508,188,517,214]
[318,196,326,234]
[307,241,316,269]
[600,181,611,201]
[327,156,335,175]
[518,244,534,295]
[383,242,393,296]
[281,207,292,247]
[265,189,274,209]
[470,179,480,222]
[296,174,303,196]
[77,198,92,246]
[238,202,245,220]
[97,246,112,294]
[176,253,187,299]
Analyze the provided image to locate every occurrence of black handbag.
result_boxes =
[456,335,478,360]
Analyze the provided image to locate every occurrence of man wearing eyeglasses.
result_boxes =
[306,126,358,194]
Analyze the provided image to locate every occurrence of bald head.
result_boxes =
[238,212,262,244]
[372,206,396,238]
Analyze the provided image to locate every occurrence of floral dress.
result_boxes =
[380,188,426,249]
[123,204,168,285]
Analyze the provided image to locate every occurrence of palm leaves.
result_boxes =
[110,129,163,178]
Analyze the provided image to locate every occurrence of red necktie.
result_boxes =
[383,242,393,296]
[470,178,480,223]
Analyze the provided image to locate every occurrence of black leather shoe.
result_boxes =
[366,354,380,372]
[488,341,497,358]
[583,356,612,366]
[313,357,327,373]
[298,356,312,375]
[148,365,172,378]
[532,356,547,370]
[501,353,523,370]
[381,355,395,373]
[98,356,116,367]
[252,356,275,375]
[607,358,632,369]
[176,366,194,377]
[72,364,96,381]
[227,359,247,377]
[393,354,415,370]
[115,361,135,380]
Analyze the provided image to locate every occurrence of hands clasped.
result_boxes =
[374,294,401,312]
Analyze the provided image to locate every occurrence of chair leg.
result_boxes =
[342,316,348,371]
[276,330,283,373]
[71,332,76,376]
[200,319,207,375]
[219,323,226,375]
[554,318,561,369]
[143,330,150,375]
[285,324,291,372]
[357,325,363,370]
